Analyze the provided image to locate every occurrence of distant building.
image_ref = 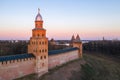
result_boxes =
[0,9,82,80]
[70,34,82,57]
[49,38,56,45]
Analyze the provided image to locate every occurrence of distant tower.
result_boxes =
[76,34,80,42]
[28,8,48,76]
[70,34,82,57]
[103,36,105,41]
[70,35,75,47]
[50,38,56,45]
[71,35,75,42]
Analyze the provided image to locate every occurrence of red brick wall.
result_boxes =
[48,50,79,69]
[0,50,79,80]
[0,58,35,80]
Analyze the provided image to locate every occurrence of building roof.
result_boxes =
[48,47,78,55]
[76,34,81,42]
[71,35,75,42]
[0,54,34,62]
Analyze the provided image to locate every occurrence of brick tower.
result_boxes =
[70,34,82,57]
[28,8,48,75]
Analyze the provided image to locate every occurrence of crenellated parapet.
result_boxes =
[0,53,36,80]
[0,54,35,66]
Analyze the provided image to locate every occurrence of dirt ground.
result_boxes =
[40,59,85,80]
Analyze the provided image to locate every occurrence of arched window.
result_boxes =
[44,56,46,59]
[42,42,44,45]
[45,41,47,44]
[39,41,41,44]
[39,50,41,53]
[45,49,47,52]
[42,49,44,53]
[41,56,42,59]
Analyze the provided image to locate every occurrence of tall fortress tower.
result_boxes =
[0,8,82,80]
[28,8,48,75]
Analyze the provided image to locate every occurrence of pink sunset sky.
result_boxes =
[0,0,120,40]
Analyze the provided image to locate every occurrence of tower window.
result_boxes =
[37,34,40,37]
[42,42,44,45]
[39,42,41,44]
[44,56,46,59]
[42,34,44,37]
[42,49,44,53]
[41,56,42,59]
[45,41,47,44]
[39,50,41,53]
[45,49,47,52]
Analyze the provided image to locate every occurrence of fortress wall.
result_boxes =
[0,58,35,80]
[48,50,79,69]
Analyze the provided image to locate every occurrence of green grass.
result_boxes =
[79,54,120,80]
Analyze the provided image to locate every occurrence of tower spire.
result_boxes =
[38,8,40,13]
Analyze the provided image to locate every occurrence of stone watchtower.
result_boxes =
[28,8,48,75]
[70,34,82,57]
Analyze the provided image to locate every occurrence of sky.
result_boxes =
[0,0,120,40]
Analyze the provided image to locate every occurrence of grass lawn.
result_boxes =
[70,53,120,80]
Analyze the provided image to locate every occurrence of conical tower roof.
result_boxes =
[71,35,75,42]
[75,34,81,42]
[35,8,42,21]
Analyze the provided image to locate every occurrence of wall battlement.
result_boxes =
[0,53,35,66]
[0,57,35,66]
[0,55,35,80]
